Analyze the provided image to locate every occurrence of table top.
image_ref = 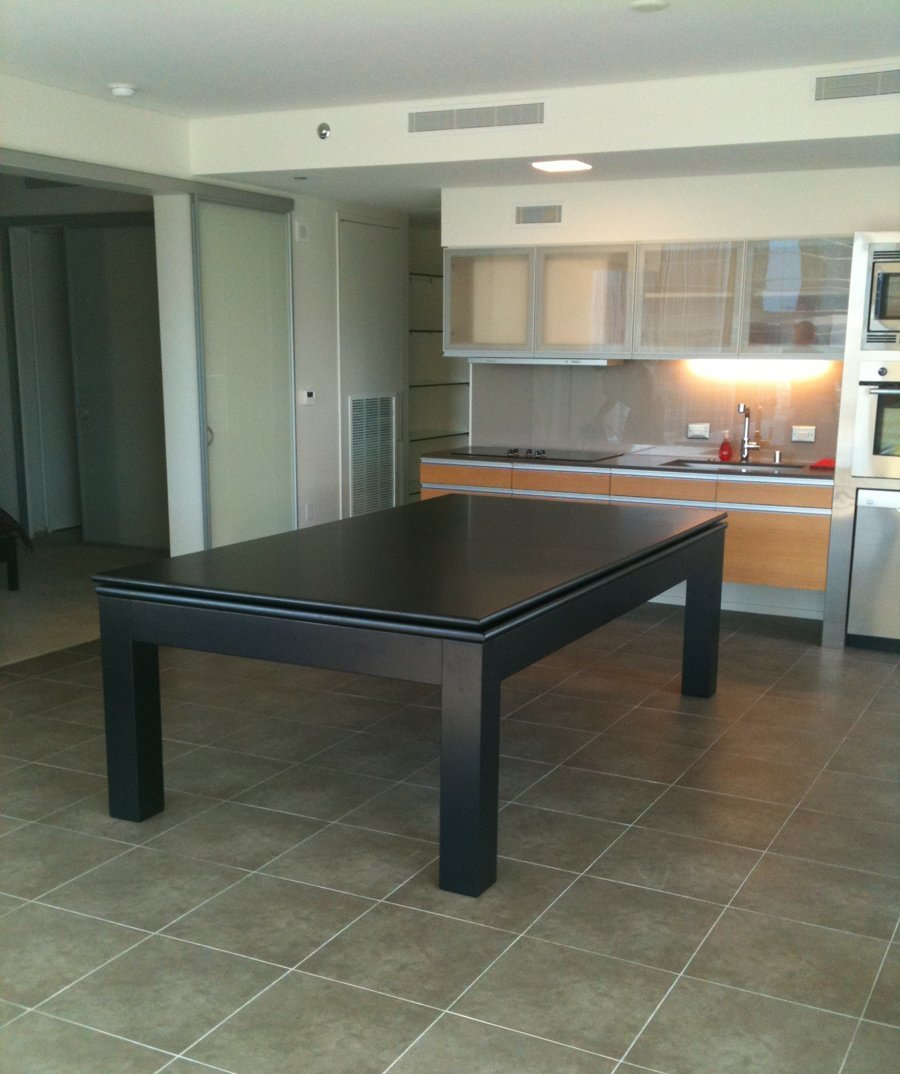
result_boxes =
[94,495,725,634]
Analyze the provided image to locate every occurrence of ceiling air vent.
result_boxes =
[516,205,563,225]
[409,101,544,132]
[815,68,900,100]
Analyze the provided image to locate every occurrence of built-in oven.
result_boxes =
[862,243,900,349]
[852,360,900,480]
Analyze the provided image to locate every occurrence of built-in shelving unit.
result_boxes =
[407,225,470,498]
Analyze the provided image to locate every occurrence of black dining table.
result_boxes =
[95,493,726,896]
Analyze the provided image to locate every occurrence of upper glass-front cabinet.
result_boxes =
[742,237,853,353]
[635,241,743,353]
[444,248,534,354]
[536,246,634,354]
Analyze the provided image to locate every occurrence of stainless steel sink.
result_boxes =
[659,458,807,473]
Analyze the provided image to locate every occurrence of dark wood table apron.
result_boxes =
[95,495,726,897]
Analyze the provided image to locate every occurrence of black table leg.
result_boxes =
[439,640,501,896]
[99,596,164,820]
[1,535,17,591]
[681,528,725,698]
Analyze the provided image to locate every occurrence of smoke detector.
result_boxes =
[108,83,136,99]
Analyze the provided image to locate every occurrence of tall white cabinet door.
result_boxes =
[338,217,406,517]
[9,226,81,534]
[66,225,169,548]
[195,201,296,548]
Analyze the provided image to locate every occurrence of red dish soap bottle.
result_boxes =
[718,432,733,462]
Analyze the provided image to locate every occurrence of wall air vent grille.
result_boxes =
[515,205,563,225]
[409,101,544,132]
[815,68,900,100]
[349,395,397,517]
[872,248,900,261]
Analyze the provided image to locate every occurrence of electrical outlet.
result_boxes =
[791,425,816,443]
[687,423,710,439]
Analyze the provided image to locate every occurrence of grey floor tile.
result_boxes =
[163,872,373,966]
[341,781,440,841]
[453,935,673,1059]
[638,785,792,848]
[388,1013,616,1074]
[565,732,704,782]
[401,753,554,802]
[516,765,664,824]
[45,845,246,930]
[641,678,764,720]
[827,730,900,782]
[301,902,513,1007]
[287,690,405,730]
[548,668,658,708]
[42,934,282,1053]
[626,976,857,1074]
[388,858,575,933]
[498,802,624,871]
[499,720,597,764]
[145,800,324,869]
[0,715,101,762]
[739,692,863,734]
[530,875,721,972]
[0,1000,21,1027]
[589,826,761,903]
[865,943,900,1025]
[0,901,144,1006]
[163,745,293,798]
[0,1012,168,1074]
[734,853,900,939]
[366,704,443,742]
[802,768,900,826]
[0,763,105,820]
[504,692,628,733]
[160,698,262,744]
[678,750,820,805]
[706,719,842,767]
[770,808,900,878]
[335,675,437,705]
[188,970,435,1074]
[0,822,127,898]
[39,788,218,844]
[263,823,437,898]
[211,715,353,763]
[235,762,393,819]
[842,1021,900,1074]
[0,678,99,719]
[608,704,732,748]
[687,906,887,1015]
[305,730,439,779]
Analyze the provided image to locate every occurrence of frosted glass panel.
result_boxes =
[538,246,633,352]
[637,241,741,352]
[446,250,533,350]
[743,237,852,351]
[196,201,295,547]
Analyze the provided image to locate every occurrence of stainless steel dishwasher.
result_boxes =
[846,488,900,650]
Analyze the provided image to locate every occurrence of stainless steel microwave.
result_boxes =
[863,245,900,349]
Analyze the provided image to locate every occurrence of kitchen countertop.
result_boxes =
[423,447,834,482]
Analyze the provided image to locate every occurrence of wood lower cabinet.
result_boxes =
[723,510,831,589]
[419,458,833,591]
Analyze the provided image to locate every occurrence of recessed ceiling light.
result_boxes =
[108,83,136,98]
[531,159,593,174]
[630,0,670,11]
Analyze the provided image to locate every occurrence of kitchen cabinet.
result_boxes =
[444,248,534,355]
[742,237,852,353]
[634,241,743,353]
[536,246,634,355]
[419,455,834,591]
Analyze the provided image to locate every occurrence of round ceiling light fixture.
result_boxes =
[630,0,670,11]
[108,83,136,98]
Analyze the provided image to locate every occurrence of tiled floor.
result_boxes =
[0,602,898,1072]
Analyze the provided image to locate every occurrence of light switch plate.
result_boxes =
[791,425,816,443]
[687,423,710,439]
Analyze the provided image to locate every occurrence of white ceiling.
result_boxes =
[2,0,898,212]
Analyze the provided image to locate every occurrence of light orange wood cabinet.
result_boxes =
[419,462,512,494]
[511,469,610,497]
[610,474,717,502]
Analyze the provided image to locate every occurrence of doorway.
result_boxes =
[5,212,169,550]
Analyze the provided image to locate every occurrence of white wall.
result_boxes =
[442,166,900,247]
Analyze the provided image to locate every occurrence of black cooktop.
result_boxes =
[451,446,623,464]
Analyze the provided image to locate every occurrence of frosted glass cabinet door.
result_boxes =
[444,248,534,353]
[536,245,634,353]
[636,241,742,353]
[742,237,852,352]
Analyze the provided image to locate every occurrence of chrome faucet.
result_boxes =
[737,403,759,463]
